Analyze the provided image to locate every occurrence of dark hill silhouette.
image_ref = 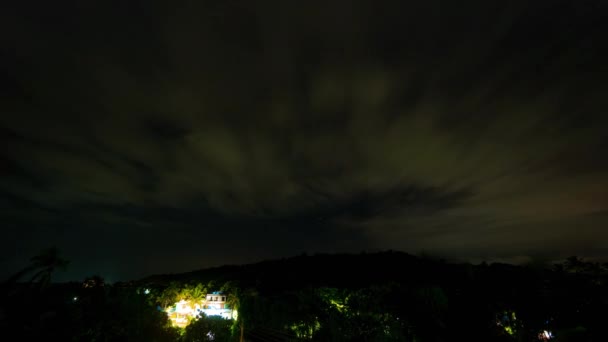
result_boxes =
[138,251,433,287]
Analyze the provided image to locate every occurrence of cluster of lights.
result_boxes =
[496,311,555,340]
[166,297,236,328]
[495,310,520,336]
[538,330,554,341]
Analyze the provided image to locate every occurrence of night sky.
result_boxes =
[2,0,608,282]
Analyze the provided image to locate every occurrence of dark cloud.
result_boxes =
[2,0,608,280]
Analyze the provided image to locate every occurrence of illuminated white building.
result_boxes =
[197,291,233,319]
[204,292,228,309]
[167,291,236,327]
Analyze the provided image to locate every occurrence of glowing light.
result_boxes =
[329,299,346,312]
[73,296,78,302]
[538,330,554,341]
[165,293,236,327]
[496,310,521,336]
[176,299,193,315]
[144,288,150,295]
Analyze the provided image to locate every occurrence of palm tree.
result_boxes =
[220,281,240,311]
[221,282,260,342]
[5,247,69,288]
[157,282,181,308]
[188,283,206,303]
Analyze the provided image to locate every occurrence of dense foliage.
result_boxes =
[2,252,607,341]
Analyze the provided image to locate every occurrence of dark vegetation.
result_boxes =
[2,250,607,341]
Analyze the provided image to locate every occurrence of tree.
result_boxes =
[185,283,207,302]
[5,247,69,288]
[157,282,182,308]
[563,256,585,274]
[69,285,179,342]
[182,315,233,342]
